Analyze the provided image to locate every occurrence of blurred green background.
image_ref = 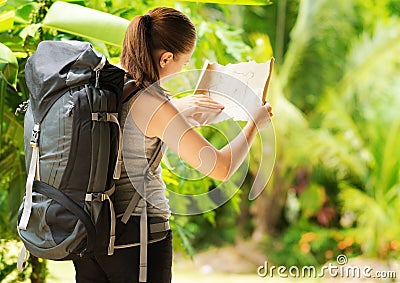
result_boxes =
[1,0,400,282]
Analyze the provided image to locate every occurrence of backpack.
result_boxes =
[16,40,126,268]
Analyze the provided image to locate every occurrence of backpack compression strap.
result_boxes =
[119,140,164,282]
[120,140,164,224]
[91,112,122,179]
[18,124,41,230]
[85,185,116,255]
[118,79,166,282]
[17,125,40,271]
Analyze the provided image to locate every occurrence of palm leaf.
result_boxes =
[378,117,400,195]
[322,16,400,257]
[14,3,39,24]
[3,110,24,150]
[178,0,271,5]
[279,0,357,111]
[0,10,14,32]
[0,42,18,88]
[0,148,18,178]
[8,156,26,231]
[314,17,400,180]
[339,18,400,126]
[339,182,400,256]
[42,1,129,46]
[172,220,195,258]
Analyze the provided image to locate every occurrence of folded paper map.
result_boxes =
[193,58,274,124]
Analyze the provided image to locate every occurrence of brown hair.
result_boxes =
[120,7,196,89]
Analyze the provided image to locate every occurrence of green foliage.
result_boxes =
[280,0,359,114]
[177,0,272,5]
[296,0,400,259]
[1,0,399,280]
[42,1,129,46]
[0,240,27,282]
[0,1,276,278]
[162,120,246,251]
[0,41,25,236]
[259,0,400,266]
[0,10,14,32]
[264,220,361,267]
[0,43,18,87]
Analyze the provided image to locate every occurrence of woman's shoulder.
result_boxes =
[128,87,182,138]
[130,87,171,110]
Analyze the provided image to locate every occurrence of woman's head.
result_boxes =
[120,7,196,88]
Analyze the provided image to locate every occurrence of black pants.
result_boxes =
[73,230,172,283]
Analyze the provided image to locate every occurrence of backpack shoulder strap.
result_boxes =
[148,139,164,172]
[120,139,164,224]
[121,77,140,104]
[121,77,165,173]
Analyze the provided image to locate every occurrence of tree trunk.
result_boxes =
[251,160,288,242]
[235,180,252,242]
[275,0,288,64]
[29,256,47,283]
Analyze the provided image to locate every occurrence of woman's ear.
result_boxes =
[159,52,174,68]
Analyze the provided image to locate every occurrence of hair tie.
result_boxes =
[143,14,151,28]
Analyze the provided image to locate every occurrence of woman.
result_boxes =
[73,7,273,283]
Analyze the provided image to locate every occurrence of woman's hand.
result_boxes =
[250,102,273,130]
[171,94,224,127]
[131,90,274,181]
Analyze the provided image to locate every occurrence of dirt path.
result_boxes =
[46,241,400,283]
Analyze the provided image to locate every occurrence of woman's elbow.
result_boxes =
[191,146,233,181]
[208,162,232,181]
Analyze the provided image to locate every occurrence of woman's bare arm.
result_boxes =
[130,91,272,181]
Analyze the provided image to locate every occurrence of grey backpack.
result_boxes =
[16,40,126,268]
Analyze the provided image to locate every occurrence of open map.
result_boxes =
[193,58,274,124]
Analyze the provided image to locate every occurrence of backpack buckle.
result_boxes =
[92,112,118,122]
[85,192,107,202]
[30,124,40,147]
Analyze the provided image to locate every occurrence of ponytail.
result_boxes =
[120,7,197,90]
[120,14,158,89]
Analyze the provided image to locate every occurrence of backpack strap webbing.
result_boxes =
[17,245,28,271]
[91,112,122,179]
[120,140,164,224]
[139,186,148,282]
[85,185,116,255]
[120,140,164,283]
[121,78,139,103]
[119,75,165,223]
[120,79,166,282]
[34,180,96,249]
[18,124,41,230]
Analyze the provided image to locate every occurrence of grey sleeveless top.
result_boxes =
[114,93,171,219]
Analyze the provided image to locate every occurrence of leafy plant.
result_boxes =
[1,1,278,281]
[307,4,400,258]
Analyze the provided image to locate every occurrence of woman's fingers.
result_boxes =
[264,102,273,117]
[192,94,224,109]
